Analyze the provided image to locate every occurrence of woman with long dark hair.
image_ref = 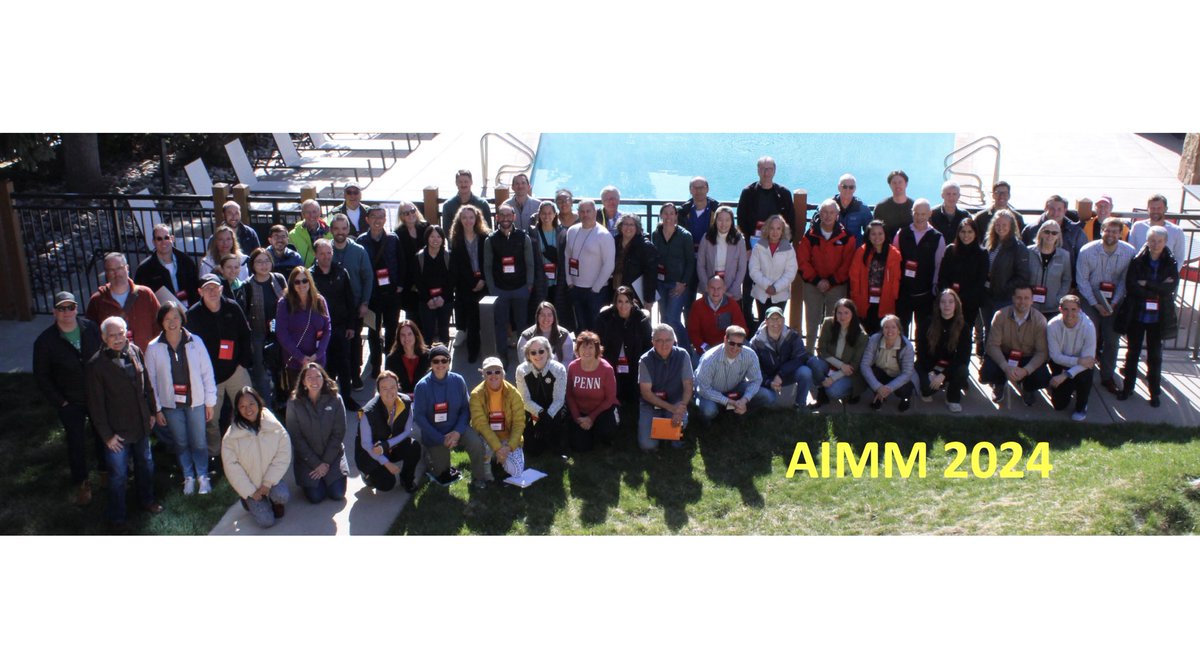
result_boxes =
[936,218,989,351]
[414,224,453,345]
[516,301,575,364]
[595,285,653,408]
[239,247,287,408]
[696,206,748,305]
[276,266,331,393]
[395,200,429,327]
[532,200,571,331]
[221,386,291,527]
[917,289,972,412]
[384,319,430,397]
[798,297,868,407]
[285,362,349,503]
[848,220,901,335]
[610,213,657,309]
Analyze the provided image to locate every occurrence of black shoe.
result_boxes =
[898,399,911,412]
[1021,388,1036,407]
[1101,379,1120,395]
[403,479,418,494]
[351,376,364,391]
[1149,397,1161,408]
[846,395,860,405]
[806,398,826,410]
[272,502,286,519]
[434,467,461,486]
[991,385,1006,404]
[1117,390,1131,401]
[870,399,882,411]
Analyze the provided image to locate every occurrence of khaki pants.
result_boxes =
[423,426,490,482]
[207,365,253,456]
[803,282,848,353]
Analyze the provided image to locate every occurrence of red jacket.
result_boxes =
[85,282,162,352]
[848,244,901,319]
[687,294,747,353]
[797,222,857,285]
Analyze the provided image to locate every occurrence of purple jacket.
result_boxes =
[275,296,332,370]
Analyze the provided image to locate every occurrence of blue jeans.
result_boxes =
[637,403,688,450]
[657,285,691,356]
[569,286,605,332]
[493,286,531,355]
[303,476,347,504]
[754,365,814,408]
[803,358,856,401]
[695,380,767,422]
[245,482,290,528]
[163,405,208,481]
[104,436,155,524]
[250,331,277,409]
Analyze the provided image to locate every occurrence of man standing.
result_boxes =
[972,181,1026,234]
[874,170,915,243]
[686,274,747,363]
[186,274,253,458]
[311,239,359,408]
[930,180,973,243]
[599,185,626,234]
[797,199,856,348]
[86,252,162,352]
[1081,195,1128,242]
[289,199,331,267]
[329,183,369,235]
[135,223,200,307]
[1076,217,1136,394]
[86,316,163,532]
[1129,194,1187,268]
[637,324,693,451]
[357,205,403,380]
[1046,295,1097,421]
[693,325,765,425]
[1023,196,1087,273]
[680,176,720,245]
[221,200,261,254]
[33,292,105,505]
[893,199,946,351]
[502,173,541,230]
[736,156,795,318]
[330,212,373,388]
[820,173,874,244]
[441,169,493,229]
[981,285,1052,405]
[484,204,535,364]
[267,224,304,277]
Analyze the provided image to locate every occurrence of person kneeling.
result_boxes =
[413,344,491,488]
[637,324,692,451]
[515,337,568,461]
[1047,295,1096,421]
[357,371,422,493]
[694,325,766,424]
[566,332,620,452]
[470,357,527,482]
[861,315,916,412]
[749,306,812,409]
[980,285,1052,406]
[222,387,291,528]
[916,290,972,413]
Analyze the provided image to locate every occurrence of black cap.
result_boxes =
[199,273,223,287]
[54,291,77,307]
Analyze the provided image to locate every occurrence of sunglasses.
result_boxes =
[839,184,856,190]
[431,358,450,364]
[529,349,547,356]
[345,190,361,196]
[726,341,745,348]
[1043,231,1060,237]
[154,236,172,242]
[293,278,310,285]
[484,370,504,377]
[400,209,417,215]
[55,304,77,312]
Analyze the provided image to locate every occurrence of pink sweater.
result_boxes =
[566,358,618,420]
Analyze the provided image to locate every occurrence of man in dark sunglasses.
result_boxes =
[135,223,201,307]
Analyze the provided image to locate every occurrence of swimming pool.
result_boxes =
[531,133,957,207]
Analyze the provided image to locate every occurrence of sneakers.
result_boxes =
[1071,411,1087,422]
[991,384,1006,404]
[75,481,93,506]
[432,467,462,486]
[898,399,911,412]
[1021,388,1036,407]
[919,393,933,403]
[470,478,489,491]
[197,476,212,495]
[142,502,164,514]
[183,477,196,496]
[947,402,963,413]
[869,399,883,411]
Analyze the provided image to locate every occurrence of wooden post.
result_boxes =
[423,187,440,226]
[494,187,510,212]
[213,183,230,222]
[300,186,318,204]
[789,189,808,330]
[0,180,33,321]
[1180,133,1200,185]
[1076,198,1094,224]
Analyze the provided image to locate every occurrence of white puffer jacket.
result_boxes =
[748,240,798,303]
[221,408,292,499]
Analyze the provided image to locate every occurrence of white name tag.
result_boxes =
[1146,300,1158,312]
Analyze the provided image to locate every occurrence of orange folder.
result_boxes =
[650,417,683,441]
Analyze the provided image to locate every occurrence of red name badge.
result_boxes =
[716,270,726,280]
[488,410,505,432]
[175,290,188,300]
[951,282,961,293]
[173,383,188,404]
[1099,282,1115,300]
[568,258,580,277]
[315,330,324,341]
[430,287,443,297]
[655,390,667,400]
[657,263,666,281]
[1032,285,1048,304]
[935,359,950,372]
[869,286,882,304]
[904,260,919,278]
[473,270,483,281]
[433,402,449,423]
[375,268,390,286]
[1007,349,1022,368]
[755,220,765,233]
[502,256,516,274]
[726,391,741,401]
[617,355,629,374]
[543,262,556,279]
[1146,299,1159,312]
[218,339,235,360]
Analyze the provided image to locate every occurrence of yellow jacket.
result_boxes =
[468,379,525,451]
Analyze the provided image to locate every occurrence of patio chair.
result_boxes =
[183,159,215,210]
[308,133,405,159]
[225,138,310,194]
[270,133,389,184]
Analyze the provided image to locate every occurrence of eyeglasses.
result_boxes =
[400,209,417,215]
[1043,231,1060,237]
[55,305,77,312]
[344,190,361,196]
[839,184,856,190]
[726,341,745,348]
[154,236,172,242]
[484,370,504,377]
[529,349,547,356]
[293,278,309,285]
[431,358,450,365]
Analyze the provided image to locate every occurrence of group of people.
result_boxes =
[31,164,1188,531]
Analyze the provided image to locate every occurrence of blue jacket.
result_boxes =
[749,322,809,382]
[332,238,373,307]
[413,371,470,446]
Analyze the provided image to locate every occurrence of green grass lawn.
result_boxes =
[392,406,1200,535]
[0,373,234,535]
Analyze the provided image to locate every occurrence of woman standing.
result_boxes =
[384,320,431,397]
[917,290,972,412]
[285,362,349,503]
[595,286,653,408]
[276,266,332,393]
[239,248,287,408]
[748,214,798,333]
[696,206,748,305]
[555,189,577,229]
[469,357,527,481]
[532,200,571,331]
[651,203,695,351]
[565,331,619,452]
[611,213,658,308]
[936,219,989,345]
[414,225,453,345]
[449,204,491,363]
[798,298,868,407]
[1117,227,1179,407]
[516,302,575,364]
[201,225,248,280]
[221,387,291,527]
[357,371,421,493]
[983,209,1030,316]
[1026,221,1072,318]
[848,220,901,335]
[861,314,916,412]
[515,336,568,459]
[395,201,430,327]
[145,302,217,495]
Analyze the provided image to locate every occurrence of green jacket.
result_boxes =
[289,220,333,267]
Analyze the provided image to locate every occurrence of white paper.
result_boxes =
[503,469,547,488]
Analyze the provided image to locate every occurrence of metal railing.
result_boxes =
[479,133,535,198]
[945,136,1001,208]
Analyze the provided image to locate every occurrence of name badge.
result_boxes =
[376,268,390,286]
[473,270,483,280]
[173,383,188,405]
[950,282,961,293]
[488,410,505,432]
[543,262,556,280]
[935,359,950,373]
[726,391,740,401]
[617,355,629,374]
[1032,285,1047,304]
[904,260,918,278]
[175,290,188,300]
[716,270,726,280]
[315,330,324,341]
[755,220,765,234]
[1146,300,1159,312]
[568,258,580,277]
[430,287,443,297]
[502,256,516,274]
[1007,349,1022,368]
[433,402,449,424]
[218,339,235,360]
[655,390,667,400]
[868,286,881,304]
[1099,282,1114,300]
[657,263,666,282]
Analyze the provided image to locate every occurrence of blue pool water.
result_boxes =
[531,133,957,207]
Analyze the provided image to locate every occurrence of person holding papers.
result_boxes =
[469,357,527,482]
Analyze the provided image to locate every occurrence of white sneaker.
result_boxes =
[1071,411,1087,422]
[946,402,963,413]
[182,477,196,496]
[920,393,933,403]
[198,476,212,495]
